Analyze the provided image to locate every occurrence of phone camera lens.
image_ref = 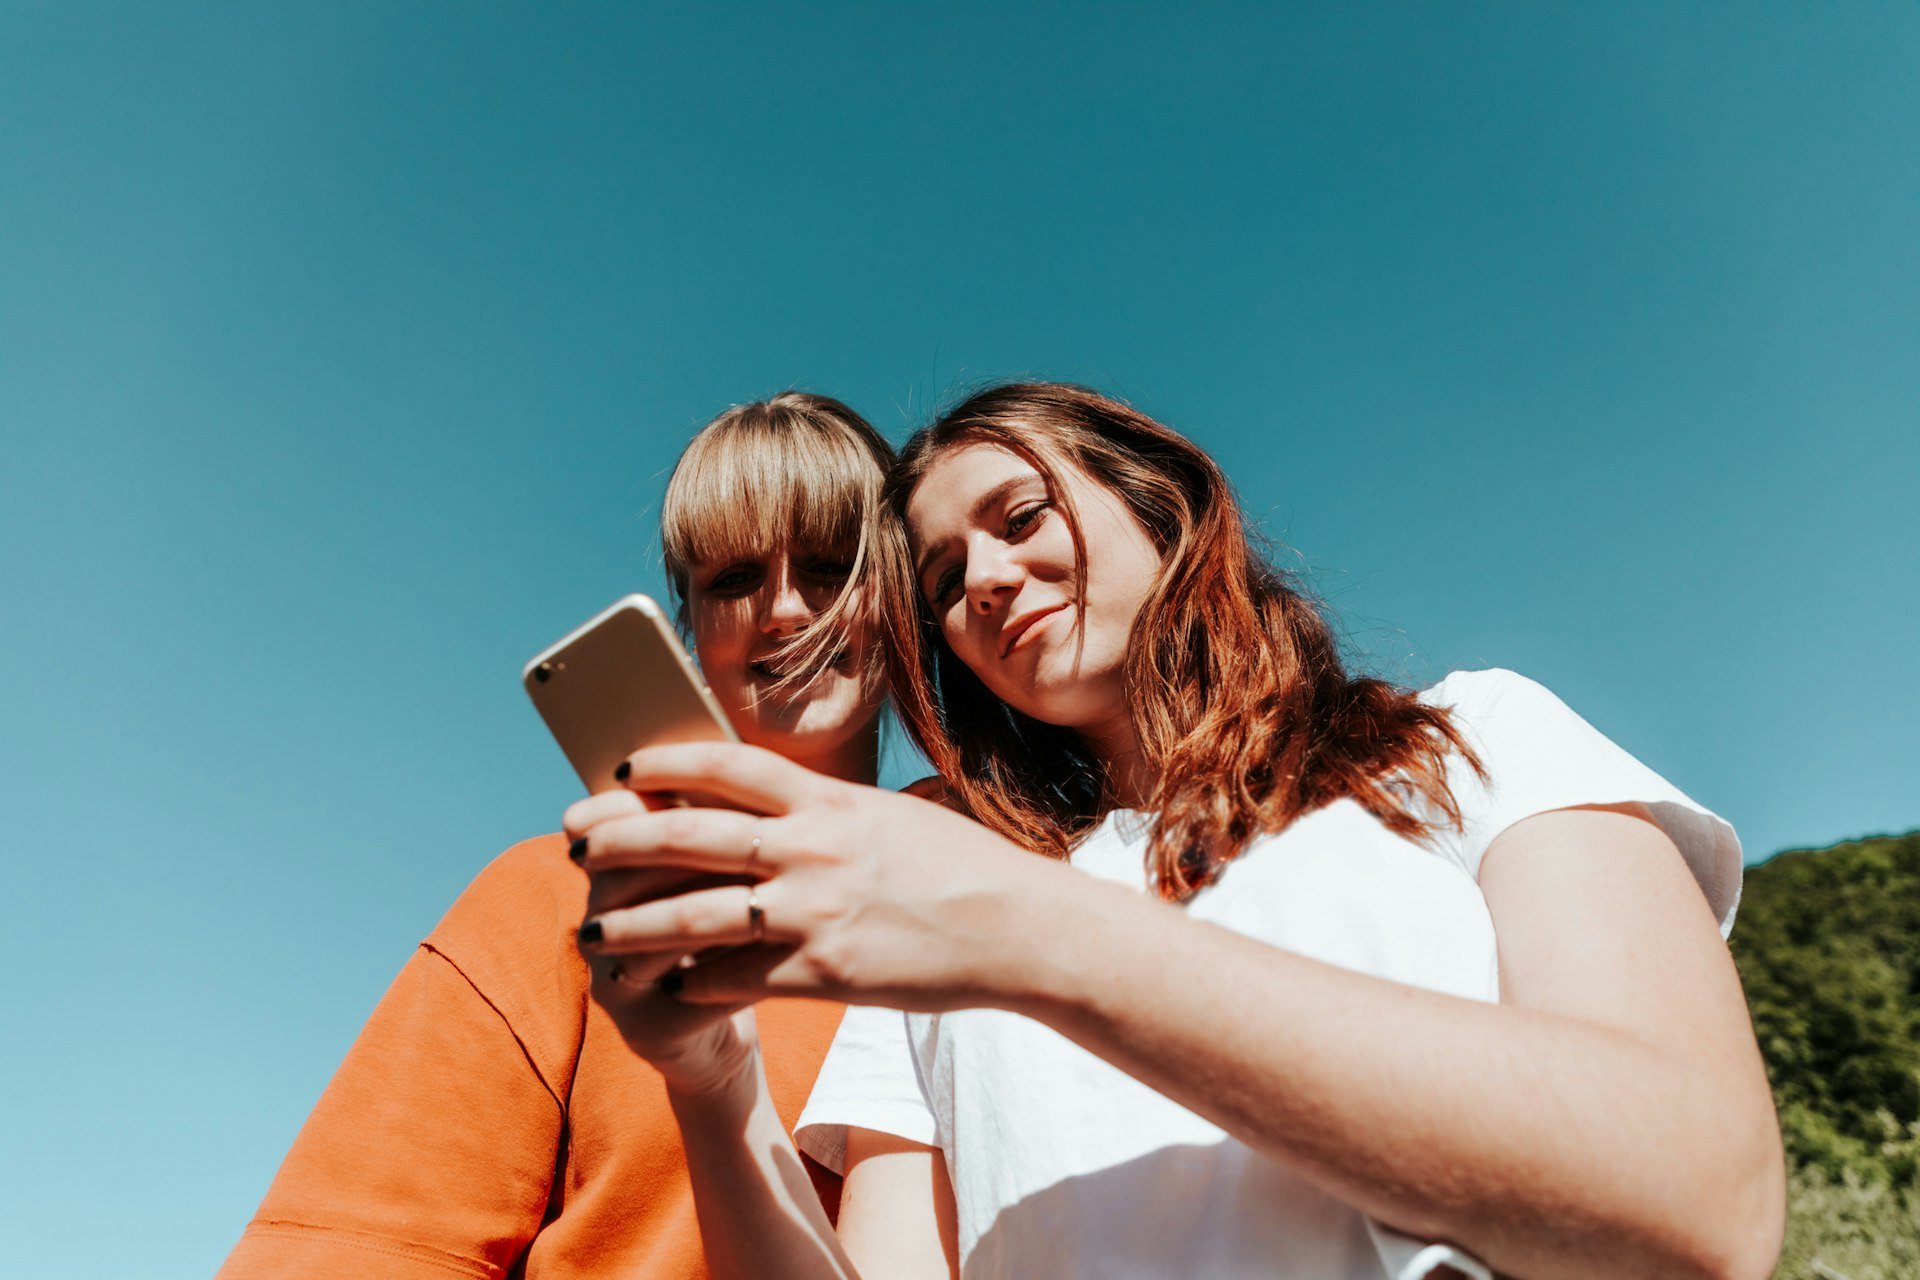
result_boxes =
[535,662,554,683]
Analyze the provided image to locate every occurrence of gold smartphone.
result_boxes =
[523,594,738,792]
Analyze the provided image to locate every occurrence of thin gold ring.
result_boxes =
[746,888,765,944]
[747,822,763,870]
[614,959,683,990]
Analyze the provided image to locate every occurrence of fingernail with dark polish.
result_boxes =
[577,920,603,945]
[613,760,631,782]
[657,969,684,997]
[568,837,588,863]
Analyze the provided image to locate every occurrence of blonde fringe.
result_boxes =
[661,392,895,702]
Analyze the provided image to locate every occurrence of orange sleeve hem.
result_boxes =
[221,1219,504,1280]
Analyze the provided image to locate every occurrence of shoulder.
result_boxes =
[1416,668,1590,768]
[422,834,592,1028]
[1417,670,1744,931]
[1419,667,1562,722]
[427,833,586,945]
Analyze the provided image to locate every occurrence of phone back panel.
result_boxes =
[523,595,738,791]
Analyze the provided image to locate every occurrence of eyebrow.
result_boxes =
[913,473,1043,590]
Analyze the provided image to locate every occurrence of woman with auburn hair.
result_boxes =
[570,382,1785,1280]
[218,392,892,1280]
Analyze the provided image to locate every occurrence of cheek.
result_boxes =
[1035,520,1082,575]
[1084,525,1160,618]
[938,610,983,666]
[689,598,752,652]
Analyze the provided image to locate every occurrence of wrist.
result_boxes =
[659,1012,761,1112]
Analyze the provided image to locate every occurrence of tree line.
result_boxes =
[1730,830,1919,1278]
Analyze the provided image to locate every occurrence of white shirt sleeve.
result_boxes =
[1366,1220,1493,1280]
[793,1003,939,1174]
[1422,668,1744,935]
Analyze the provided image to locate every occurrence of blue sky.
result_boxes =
[3,4,1916,1274]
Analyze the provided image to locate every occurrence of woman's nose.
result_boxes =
[965,543,1022,615]
[759,570,813,637]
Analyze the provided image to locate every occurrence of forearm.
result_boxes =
[1001,876,1769,1280]
[668,1026,858,1280]
[580,747,1778,1276]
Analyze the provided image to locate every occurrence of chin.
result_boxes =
[745,689,877,760]
[1009,673,1126,735]
[750,719,868,771]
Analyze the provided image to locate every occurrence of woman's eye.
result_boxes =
[1005,501,1050,538]
[929,565,963,609]
[803,558,855,582]
[705,565,759,594]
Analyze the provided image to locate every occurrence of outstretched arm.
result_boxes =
[578,745,1783,1280]
[1003,803,1783,1280]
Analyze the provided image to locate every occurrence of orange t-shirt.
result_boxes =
[217,834,846,1280]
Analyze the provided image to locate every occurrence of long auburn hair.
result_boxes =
[881,382,1480,901]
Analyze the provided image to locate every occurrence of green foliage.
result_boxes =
[1776,1165,1920,1280]
[1731,832,1920,1278]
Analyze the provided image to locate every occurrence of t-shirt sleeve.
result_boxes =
[1422,669,1743,936]
[217,837,588,1280]
[217,947,566,1280]
[793,1004,940,1173]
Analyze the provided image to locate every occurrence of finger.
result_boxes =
[581,882,793,954]
[588,944,748,997]
[563,788,649,840]
[666,944,796,1005]
[692,946,926,1007]
[614,941,764,989]
[589,959,752,1033]
[580,808,781,877]
[585,867,752,917]
[616,741,823,816]
[593,948,692,988]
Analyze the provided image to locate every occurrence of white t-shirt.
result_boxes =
[795,670,1742,1279]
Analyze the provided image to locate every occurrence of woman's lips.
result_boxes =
[1001,605,1067,658]
[749,649,851,680]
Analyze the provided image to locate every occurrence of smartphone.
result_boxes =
[523,594,738,792]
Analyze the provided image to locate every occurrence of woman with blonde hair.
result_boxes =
[219,392,893,1280]
[572,382,1784,1280]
